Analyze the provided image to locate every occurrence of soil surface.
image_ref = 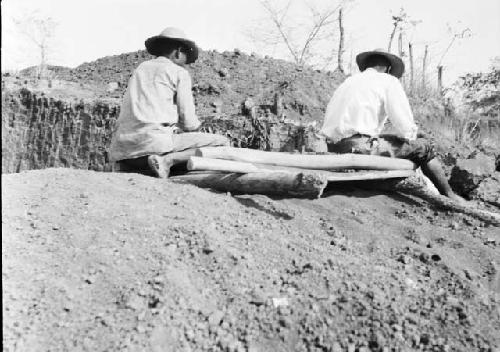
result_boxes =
[2,169,500,352]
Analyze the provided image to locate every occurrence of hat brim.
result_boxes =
[145,36,199,64]
[356,51,404,78]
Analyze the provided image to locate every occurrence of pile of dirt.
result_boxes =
[3,168,499,351]
[44,49,345,123]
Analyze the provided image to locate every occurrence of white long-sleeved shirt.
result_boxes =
[320,68,418,143]
[109,57,201,161]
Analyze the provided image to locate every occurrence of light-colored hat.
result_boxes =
[356,48,404,78]
[145,27,199,64]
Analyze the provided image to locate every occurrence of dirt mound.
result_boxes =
[52,49,344,122]
[3,168,499,351]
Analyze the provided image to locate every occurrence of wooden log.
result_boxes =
[170,171,328,199]
[196,147,416,171]
[187,156,415,182]
[324,170,414,182]
[187,156,261,173]
[375,176,500,226]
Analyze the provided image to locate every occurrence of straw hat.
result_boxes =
[145,27,199,64]
[356,48,404,78]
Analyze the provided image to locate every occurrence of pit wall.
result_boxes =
[2,89,323,174]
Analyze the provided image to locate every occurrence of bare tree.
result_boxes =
[437,25,472,67]
[254,0,353,68]
[434,25,472,94]
[13,12,58,79]
[387,8,407,52]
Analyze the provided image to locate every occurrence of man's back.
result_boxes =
[121,57,194,127]
[320,68,417,143]
[109,57,200,161]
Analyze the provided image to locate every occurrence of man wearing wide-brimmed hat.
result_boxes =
[110,27,229,177]
[320,49,463,202]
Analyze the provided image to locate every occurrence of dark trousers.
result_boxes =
[327,134,436,167]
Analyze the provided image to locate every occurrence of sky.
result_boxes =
[2,0,499,86]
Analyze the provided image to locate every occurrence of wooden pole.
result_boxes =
[187,156,415,182]
[171,171,328,199]
[437,65,443,94]
[408,42,414,94]
[388,22,398,52]
[398,30,403,57]
[188,156,261,173]
[398,30,405,86]
[337,8,345,73]
[195,147,417,171]
[422,44,428,91]
[348,49,353,74]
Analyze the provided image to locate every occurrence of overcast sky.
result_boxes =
[2,0,499,85]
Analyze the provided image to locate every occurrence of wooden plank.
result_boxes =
[187,156,415,181]
[170,171,327,199]
[196,147,416,171]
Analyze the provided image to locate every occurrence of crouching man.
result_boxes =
[110,27,229,177]
[320,48,464,202]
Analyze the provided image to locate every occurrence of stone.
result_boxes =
[271,297,289,308]
[218,68,229,78]
[431,254,441,262]
[211,100,223,114]
[419,252,430,264]
[243,97,255,110]
[242,99,257,119]
[304,129,327,153]
[397,254,411,265]
[420,333,430,345]
[150,326,177,352]
[208,310,224,327]
[331,342,342,352]
[449,153,496,196]
[249,289,266,306]
[469,172,500,206]
[125,293,144,311]
[106,82,119,92]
